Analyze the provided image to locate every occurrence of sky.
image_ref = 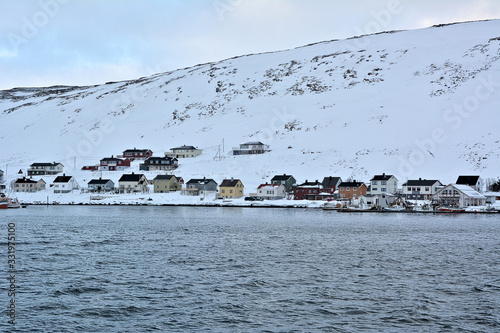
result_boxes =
[0,0,499,90]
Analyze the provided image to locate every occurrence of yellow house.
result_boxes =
[153,175,181,193]
[219,178,244,199]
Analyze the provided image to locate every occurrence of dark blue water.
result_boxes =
[1,206,499,332]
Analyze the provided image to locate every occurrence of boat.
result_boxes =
[0,193,21,209]
[438,207,466,213]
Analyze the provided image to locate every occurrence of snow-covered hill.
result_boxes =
[1,20,499,192]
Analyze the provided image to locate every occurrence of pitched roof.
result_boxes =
[220,179,242,187]
[54,175,73,183]
[339,181,365,187]
[242,141,264,145]
[371,174,396,181]
[30,162,63,167]
[15,177,38,184]
[100,156,123,162]
[119,173,146,182]
[171,145,197,150]
[402,179,442,186]
[322,176,342,187]
[257,183,284,189]
[186,178,216,185]
[456,175,480,186]
[154,175,177,180]
[123,148,151,153]
[450,184,485,199]
[296,180,323,188]
[271,174,294,181]
[88,178,113,185]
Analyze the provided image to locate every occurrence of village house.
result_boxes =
[118,173,149,193]
[100,156,131,171]
[165,145,202,158]
[153,175,182,193]
[431,184,486,207]
[87,178,115,192]
[121,148,153,161]
[53,174,79,193]
[322,176,342,194]
[219,178,244,199]
[338,181,367,200]
[139,156,178,171]
[270,174,297,193]
[257,183,287,200]
[27,162,64,176]
[402,179,443,200]
[183,178,218,196]
[456,175,484,193]
[294,180,324,200]
[14,177,46,192]
[370,173,398,195]
[484,192,500,204]
[231,141,270,155]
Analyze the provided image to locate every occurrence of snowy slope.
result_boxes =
[1,20,499,193]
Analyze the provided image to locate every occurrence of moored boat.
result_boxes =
[0,193,21,209]
[438,207,466,213]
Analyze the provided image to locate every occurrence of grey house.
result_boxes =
[270,174,297,192]
[186,178,218,193]
[88,178,115,192]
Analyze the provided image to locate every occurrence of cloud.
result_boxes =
[0,0,499,90]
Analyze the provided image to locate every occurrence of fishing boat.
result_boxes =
[0,193,21,209]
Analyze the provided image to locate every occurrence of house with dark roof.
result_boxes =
[370,173,398,194]
[53,174,79,193]
[100,156,131,171]
[402,179,443,200]
[338,181,367,200]
[184,178,218,195]
[121,148,153,160]
[322,176,342,194]
[231,142,270,155]
[88,178,115,192]
[153,175,182,193]
[456,175,484,193]
[165,145,202,158]
[27,162,64,176]
[219,178,244,198]
[294,180,325,200]
[14,177,46,192]
[118,173,149,193]
[270,174,296,192]
[140,157,178,171]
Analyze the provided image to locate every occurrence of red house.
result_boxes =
[294,180,324,200]
[121,148,153,161]
[100,156,131,171]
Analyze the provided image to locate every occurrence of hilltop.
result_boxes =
[1,20,499,194]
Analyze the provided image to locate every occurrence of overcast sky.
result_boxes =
[0,0,499,90]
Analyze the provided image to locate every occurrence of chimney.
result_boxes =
[231,177,234,182]
[382,173,385,177]
[419,177,422,181]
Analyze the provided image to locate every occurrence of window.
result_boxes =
[372,188,378,191]
[381,181,387,185]
[353,187,357,191]
[381,188,386,192]
[339,187,343,191]
[425,187,429,191]
[417,187,421,191]
[372,181,378,185]
[222,190,225,193]
[346,187,350,191]
[230,190,233,193]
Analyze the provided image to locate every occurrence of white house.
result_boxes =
[257,183,287,200]
[402,179,443,200]
[370,173,398,195]
[53,175,79,193]
[431,184,486,207]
